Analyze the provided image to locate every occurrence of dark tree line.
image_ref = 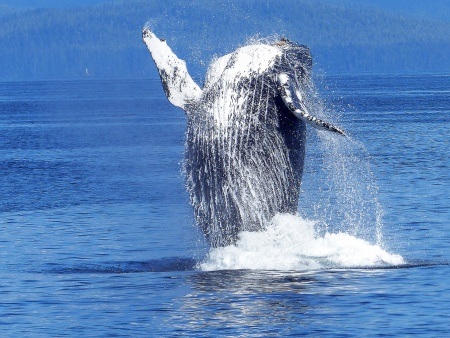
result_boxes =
[0,0,449,80]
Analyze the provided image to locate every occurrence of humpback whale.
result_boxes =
[143,29,344,247]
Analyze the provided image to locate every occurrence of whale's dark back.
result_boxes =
[185,68,306,247]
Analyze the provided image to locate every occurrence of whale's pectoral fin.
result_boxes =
[277,73,345,136]
[142,28,202,111]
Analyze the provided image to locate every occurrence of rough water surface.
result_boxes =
[0,75,448,336]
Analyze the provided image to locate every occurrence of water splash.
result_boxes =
[316,133,384,243]
[199,213,403,271]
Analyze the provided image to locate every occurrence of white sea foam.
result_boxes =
[198,213,404,271]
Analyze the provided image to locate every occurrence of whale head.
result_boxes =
[274,37,312,84]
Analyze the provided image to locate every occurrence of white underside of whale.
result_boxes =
[205,44,281,85]
[203,45,282,128]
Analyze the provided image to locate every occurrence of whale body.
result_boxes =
[143,29,344,247]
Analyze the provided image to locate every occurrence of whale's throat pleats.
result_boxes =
[185,71,305,247]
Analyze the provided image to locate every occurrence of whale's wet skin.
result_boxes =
[143,29,346,247]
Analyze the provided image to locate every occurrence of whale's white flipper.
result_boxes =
[142,28,202,110]
[278,73,345,136]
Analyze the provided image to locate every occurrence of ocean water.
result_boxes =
[0,75,448,336]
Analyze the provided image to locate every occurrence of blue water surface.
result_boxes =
[0,76,449,336]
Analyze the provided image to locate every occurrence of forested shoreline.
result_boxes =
[0,0,449,80]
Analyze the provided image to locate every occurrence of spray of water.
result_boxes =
[300,79,384,244]
[313,132,384,243]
